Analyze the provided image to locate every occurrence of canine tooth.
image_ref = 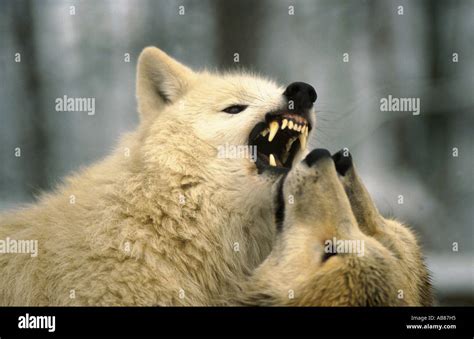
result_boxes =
[299,134,307,150]
[297,124,302,132]
[304,126,309,137]
[268,121,279,142]
[281,119,288,130]
[288,120,294,130]
[260,129,269,137]
[302,125,307,135]
[269,154,277,167]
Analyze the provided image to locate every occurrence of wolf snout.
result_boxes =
[283,82,317,110]
[332,149,353,176]
[304,148,331,167]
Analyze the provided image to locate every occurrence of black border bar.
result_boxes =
[0,307,472,337]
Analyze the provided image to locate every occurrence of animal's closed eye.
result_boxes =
[222,105,248,114]
[321,251,337,263]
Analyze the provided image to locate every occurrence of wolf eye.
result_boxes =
[222,105,248,114]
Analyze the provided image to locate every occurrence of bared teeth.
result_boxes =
[268,121,279,142]
[265,116,309,151]
[269,154,277,166]
[259,117,310,167]
[299,133,307,150]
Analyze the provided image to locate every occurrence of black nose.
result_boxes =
[283,82,317,110]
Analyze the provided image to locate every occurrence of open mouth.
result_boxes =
[249,112,311,173]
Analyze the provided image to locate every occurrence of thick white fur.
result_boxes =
[0,47,430,306]
[0,47,301,305]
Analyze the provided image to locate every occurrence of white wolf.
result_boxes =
[0,47,432,306]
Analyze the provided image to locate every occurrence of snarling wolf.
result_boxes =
[0,47,432,306]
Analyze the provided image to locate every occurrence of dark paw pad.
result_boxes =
[304,148,331,167]
[332,149,353,176]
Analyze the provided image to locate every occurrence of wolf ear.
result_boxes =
[136,47,195,120]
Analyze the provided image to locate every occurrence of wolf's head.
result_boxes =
[136,47,316,183]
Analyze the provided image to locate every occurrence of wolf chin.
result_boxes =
[0,47,433,306]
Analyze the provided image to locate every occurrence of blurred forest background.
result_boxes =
[0,0,472,305]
